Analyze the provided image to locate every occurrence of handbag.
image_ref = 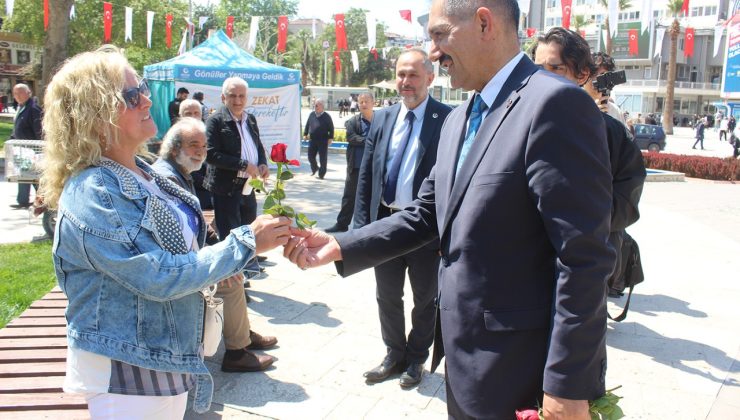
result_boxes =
[201,285,224,357]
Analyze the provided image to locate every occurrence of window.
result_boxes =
[644,67,652,79]
[547,0,557,8]
[690,7,701,17]
[16,50,30,65]
[705,6,717,16]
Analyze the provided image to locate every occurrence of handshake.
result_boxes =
[250,215,342,270]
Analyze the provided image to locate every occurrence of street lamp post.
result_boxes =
[323,41,329,87]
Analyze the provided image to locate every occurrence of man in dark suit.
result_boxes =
[325,92,375,233]
[9,83,43,209]
[303,99,334,179]
[284,1,615,418]
[350,48,450,388]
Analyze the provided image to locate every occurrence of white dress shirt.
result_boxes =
[384,95,430,209]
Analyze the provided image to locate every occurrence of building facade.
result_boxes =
[533,0,731,125]
[0,32,40,107]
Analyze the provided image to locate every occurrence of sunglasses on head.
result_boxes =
[122,79,150,109]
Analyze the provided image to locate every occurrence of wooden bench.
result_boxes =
[0,288,90,419]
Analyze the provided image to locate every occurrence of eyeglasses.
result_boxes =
[122,79,150,109]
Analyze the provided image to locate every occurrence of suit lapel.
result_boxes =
[414,98,442,172]
[376,104,401,177]
[441,57,539,236]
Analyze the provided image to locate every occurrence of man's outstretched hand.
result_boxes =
[250,215,292,255]
[283,228,342,269]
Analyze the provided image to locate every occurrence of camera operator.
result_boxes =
[585,52,627,126]
[532,27,646,297]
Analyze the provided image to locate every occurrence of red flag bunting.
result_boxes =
[103,2,113,42]
[628,29,638,56]
[226,16,234,38]
[684,27,695,57]
[370,48,378,61]
[44,0,49,31]
[334,51,341,73]
[399,10,412,24]
[526,27,536,38]
[682,0,690,16]
[335,14,348,51]
[165,14,173,48]
[277,15,288,53]
[561,0,573,30]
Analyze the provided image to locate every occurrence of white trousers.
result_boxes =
[85,392,188,420]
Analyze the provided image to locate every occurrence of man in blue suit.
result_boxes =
[285,1,615,418]
[9,84,43,209]
[350,49,450,388]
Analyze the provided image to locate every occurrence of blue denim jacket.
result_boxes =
[53,157,256,413]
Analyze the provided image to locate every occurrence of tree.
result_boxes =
[599,0,632,55]
[4,0,192,79]
[662,0,684,135]
[572,15,592,33]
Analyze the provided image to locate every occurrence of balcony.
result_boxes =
[615,79,721,95]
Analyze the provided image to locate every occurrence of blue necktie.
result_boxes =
[456,94,488,174]
[384,111,415,206]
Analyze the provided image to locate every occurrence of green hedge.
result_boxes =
[643,152,740,181]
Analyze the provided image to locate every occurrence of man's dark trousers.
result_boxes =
[336,167,359,228]
[308,139,328,178]
[212,190,257,242]
[374,205,439,364]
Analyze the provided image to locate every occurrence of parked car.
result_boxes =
[632,123,666,152]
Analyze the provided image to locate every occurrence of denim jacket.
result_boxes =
[53,157,256,413]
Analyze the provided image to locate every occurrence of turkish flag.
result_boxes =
[277,16,288,53]
[684,27,695,57]
[561,0,572,30]
[226,16,234,38]
[682,0,690,16]
[399,10,412,24]
[103,2,113,42]
[44,0,49,31]
[334,51,341,73]
[335,14,348,51]
[628,29,638,56]
[526,27,536,38]
[165,14,173,48]
[370,48,378,61]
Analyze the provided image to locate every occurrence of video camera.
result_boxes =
[592,70,627,96]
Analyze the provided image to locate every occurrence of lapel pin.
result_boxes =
[432,113,438,119]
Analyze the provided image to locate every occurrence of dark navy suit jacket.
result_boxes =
[11,98,42,140]
[335,56,615,417]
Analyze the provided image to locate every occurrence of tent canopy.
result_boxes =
[144,30,300,88]
[143,30,301,137]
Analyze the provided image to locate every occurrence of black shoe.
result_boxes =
[245,290,252,303]
[10,203,31,209]
[363,356,406,383]
[399,363,424,388]
[325,224,348,233]
[311,170,317,176]
[244,280,251,289]
[221,348,274,372]
[257,255,268,262]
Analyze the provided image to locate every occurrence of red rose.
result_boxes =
[271,143,288,163]
[515,409,540,420]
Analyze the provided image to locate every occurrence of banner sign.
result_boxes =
[610,21,650,59]
[174,65,299,85]
[176,82,301,161]
[722,13,740,98]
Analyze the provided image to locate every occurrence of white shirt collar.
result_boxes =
[477,51,524,110]
[399,94,430,122]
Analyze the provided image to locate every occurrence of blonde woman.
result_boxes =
[41,46,291,419]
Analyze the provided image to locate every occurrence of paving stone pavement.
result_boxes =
[1,132,739,419]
